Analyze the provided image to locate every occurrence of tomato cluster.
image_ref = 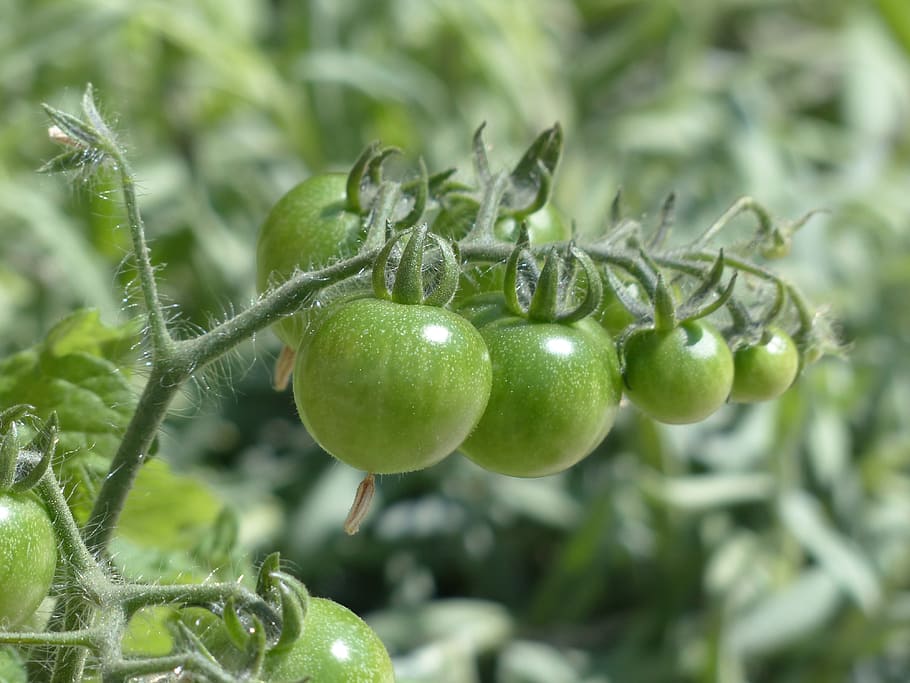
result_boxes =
[256,171,805,482]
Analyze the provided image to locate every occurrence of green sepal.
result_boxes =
[472,122,491,184]
[527,248,562,323]
[653,273,678,331]
[241,613,268,678]
[11,412,58,493]
[366,147,402,185]
[505,160,552,221]
[648,192,676,248]
[371,231,408,300]
[604,267,652,321]
[256,552,284,606]
[609,188,623,226]
[42,104,103,151]
[511,122,562,190]
[422,234,460,307]
[678,272,738,324]
[392,225,429,305]
[169,619,220,666]
[395,158,429,229]
[556,248,604,324]
[346,141,380,214]
[684,249,726,308]
[268,571,311,655]
[503,224,532,317]
[463,173,509,243]
[222,596,251,651]
[0,424,20,492]
[38,150,93,174]
[0,405,32,433]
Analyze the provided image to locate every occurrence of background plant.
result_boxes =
[1,1,909,681]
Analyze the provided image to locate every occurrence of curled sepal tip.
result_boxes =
[505,160,553,220]
[269,571,311,654]
[395,158,429,229]
[256,552,284,606]
[12,412,58,493]
[557,248,603,324]
[169,619,220,666]
[679,272,738,324]
[241,613,269,678]
[373,226,460,307]
[346,141,380,214]
[604,267,651,321]
[511,122,563,188]
[472,122,491,183]
[502,224,532,317]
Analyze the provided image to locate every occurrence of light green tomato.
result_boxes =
[265,598,395,683]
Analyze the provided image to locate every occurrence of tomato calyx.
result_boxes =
[372,223,460,306]
[500,231,603,324]
[0,409,58,494]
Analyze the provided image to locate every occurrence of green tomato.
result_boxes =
[0,492,56,627]
[294,298,492,473]
[265,597,394,683]
[256,173,363,348]
[459,314,623,477]
[623,321,734,425]
[730,327,799,403]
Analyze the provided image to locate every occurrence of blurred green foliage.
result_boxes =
[2,0,910,681]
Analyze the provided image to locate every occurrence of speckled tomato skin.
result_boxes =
[623,321,734,424]
[294,298,492,474]
[730,327,799,403]
[264,597,395,683]
[0,492,56,627]
[459,316,622,477]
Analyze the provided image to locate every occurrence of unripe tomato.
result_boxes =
[294,298,492,474]
[264,597,394,683]
[623,321,734,424]
[256,173,363,348]
[730,327,799,402]
[459,315,622,477]
[0,492,56,627]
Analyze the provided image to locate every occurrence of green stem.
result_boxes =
[83,364,184,556]
[110,150,175,359]
[104,653,237,683]
[0,629,99,647]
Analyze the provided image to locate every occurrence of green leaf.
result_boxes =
[0,309,140,519]
[111,458,248,584]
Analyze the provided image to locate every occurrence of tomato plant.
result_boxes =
[294,297,492,474]
[0,491,56,628]
[264,597,395,683]
[256,173,363,348]
[730,327,800,402]
[623,320,734,425]
[0,87,832,683]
